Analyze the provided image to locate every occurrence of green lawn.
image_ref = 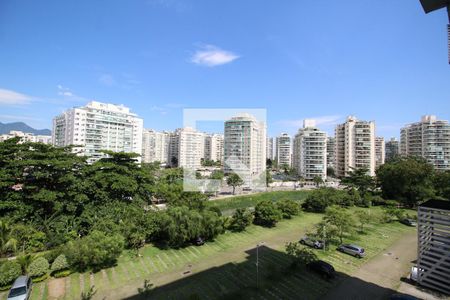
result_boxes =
[208,190,312,215]
[21,206,415,300]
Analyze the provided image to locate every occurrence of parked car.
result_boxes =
[306,260,335,279]
[194,237,205,246]
[400,218,417,227]
[337,244,365,258]
[7,276,32,300]
[299,236,324,249]
[409,265,425,282]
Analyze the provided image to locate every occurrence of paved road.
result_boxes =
[322,230,418,300]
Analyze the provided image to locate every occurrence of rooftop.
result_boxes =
[419,199,450,211]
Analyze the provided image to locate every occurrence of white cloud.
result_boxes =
[0,88,31,105]
[99,74,116,86]
[191,45,240,67]
[56,85,87,103]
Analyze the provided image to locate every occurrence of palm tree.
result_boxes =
[0,220,18,257]
[16,254,34,274]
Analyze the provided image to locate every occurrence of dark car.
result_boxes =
[337,244,365,258]
[194,237,205,246]
[400,218,417,227]
[299,236,324,249]
[306,260,335,279]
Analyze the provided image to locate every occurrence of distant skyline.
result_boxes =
[0,0,449,139]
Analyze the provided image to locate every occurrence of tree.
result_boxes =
[302,188,348,212]
[354,209,372,233]
[226,173,244,195]
[276,199,300,219]
[16,254,34,274]
[266,170,273,187]
[376,157,435,207]
[323,206,355,244]
[285,242,318,268]
[312,176,324,188]
[433,171,450,200]
[327,167,335,178]
[210,170,224,180]
[0,261,21,287]
[341,167,375,196]
[229,208,254,231]
[254,200,282,227]
[0,220,17,257]
[64,231,124,271]
[266,159,273,169]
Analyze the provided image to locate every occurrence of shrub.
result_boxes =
[64,231,124,272]
[53,269,72,278]
[28,257,49,278]
[0,261,21,287]
[276,199,300,219]
[31,273,49,282]
[302,188,340,212]
[229,208,253,231]
[254,200,282,227]
[51,254,69,273]
[285,242,318,268]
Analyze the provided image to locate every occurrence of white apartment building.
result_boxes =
[0,130,52,144]
[142,129,170,165]
[266,137,274,160]
[275,133,292,168]
[224,113,266,188]
[335,116,376,177]
[385,137,399,161]
[400,115,450,171]
[204,133,224,163]
[168,127,205,169]
[375,137,385,169]
[292,120,327,180]
[52,101,143,163]
[326,136,336,169]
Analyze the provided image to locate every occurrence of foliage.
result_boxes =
[0,261,21,287]
[382,207,405,223]
[433,171,450,200]
[326,167,335,178]
[51,254,69,273]
[137,279,154,296]
[64,231,124,271]
[53,269,72,278]
[341,167,375,196]
[312,176,324,187]
[266,170,273,187]
[81,286,97,300]
[16,254,34,274]
[0,220,17,256]
[11,224,47,253]
[302,188,351,212]
[376,156,435,207]
[323,206,356,244]
[254,200,282,227]
[354,209,373,232]
[210,170,224,180]
[226,173,244,195]
[229,208,254,231]
[158,206,223,247]
[276,199,300,219]
[314,221,339,247]
[28,257,49,278]
[285,242,318,267]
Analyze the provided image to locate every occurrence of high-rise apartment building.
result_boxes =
[142,129,170,165]
[335,116,376,177]
[326,136,336,169]
[292,120,327,180]
[223,113,266,188]
[204,133,224,163]
[375,137,385,169]
[385,137,399,162]
[400,115,450,171]
[276,133,292,168]
[52,101,143,163]
[168,127,205,169]
[266,137,274,161]
[0,130,52,144]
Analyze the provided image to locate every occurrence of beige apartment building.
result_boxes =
[335,116,376,177]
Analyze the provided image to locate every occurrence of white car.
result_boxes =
[409,266,424,282]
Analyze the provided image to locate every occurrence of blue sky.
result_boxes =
[0,0,449,138]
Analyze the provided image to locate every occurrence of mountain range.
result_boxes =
[0,122,51,135]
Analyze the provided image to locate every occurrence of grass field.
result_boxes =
[0,205,415,300]
[208,190,313,215]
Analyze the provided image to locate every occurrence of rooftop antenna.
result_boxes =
[419,0,450,63]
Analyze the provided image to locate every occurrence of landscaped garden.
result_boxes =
[0,206,415,300]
